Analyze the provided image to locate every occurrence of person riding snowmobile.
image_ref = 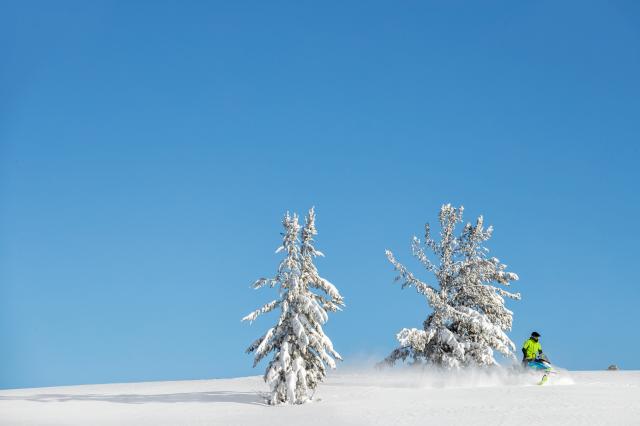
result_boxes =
[522,331,543,367]
[522,332,554,384]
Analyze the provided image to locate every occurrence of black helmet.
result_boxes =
[531,331,541,337]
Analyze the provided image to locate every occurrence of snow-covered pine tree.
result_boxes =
[382,204,520,369]
[242,209,343,405]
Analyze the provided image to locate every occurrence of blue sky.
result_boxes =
[1,1,639,389]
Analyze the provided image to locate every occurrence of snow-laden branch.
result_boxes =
[241,300,280,323]
[386,250,439,298]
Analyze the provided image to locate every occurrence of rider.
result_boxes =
[522,331,543,366]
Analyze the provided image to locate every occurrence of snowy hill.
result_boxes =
[1,370,638,425]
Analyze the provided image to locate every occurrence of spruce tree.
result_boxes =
[243,209,343,404]
[382,204,520,368]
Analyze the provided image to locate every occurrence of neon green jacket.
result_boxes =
[522,338,542,360]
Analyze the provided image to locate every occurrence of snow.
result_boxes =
[1,370,638,425]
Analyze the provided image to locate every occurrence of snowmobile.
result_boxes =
[526,353,556,385]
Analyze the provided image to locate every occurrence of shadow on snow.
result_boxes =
[0,390,268,406]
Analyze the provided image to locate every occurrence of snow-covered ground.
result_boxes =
[1,370,638,425]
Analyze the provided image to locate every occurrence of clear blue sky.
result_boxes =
[1,1,639,389]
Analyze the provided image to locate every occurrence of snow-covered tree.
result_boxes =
[243,209,344,405]
[381,204,520,369]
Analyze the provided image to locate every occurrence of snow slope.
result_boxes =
[1,370,638,425]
